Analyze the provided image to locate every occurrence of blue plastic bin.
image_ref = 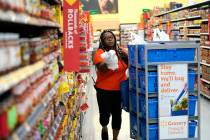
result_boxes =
[189,96,198,116]
[128,45,144,67]
[130,113,137,139]
[139,71,158,93]
[131,90,158,119]
[188,70,196,91]
[128,45,136,66]
[130,90,140,113]
[141,120,158,140]
[129,67,158,93]
[120,79,129,112]
[140,96,158,119]
[189,121,197,138]
[128,45,196,67]
[129,67,141,89]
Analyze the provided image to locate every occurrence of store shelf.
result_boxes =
[171,18,186,22]
[186,25,201,28]
[0,9,60,28]
[200,33,209,35]
[200,92,210,100]
[47,108,65,140]
[0,61,45,95]
[187,15,201,20]
[154,0,210,17]
[9,80,61,140]
[0,51,59,95]
[201,62,210,67]
[187,34,200,36]
[201,19,209,22]
[200,46,210,49]
[201,78,210,84]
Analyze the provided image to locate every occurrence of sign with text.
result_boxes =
[158,64,188,139]
[158,64,188,117]
[159,116,188,139]
[64,0,80,71]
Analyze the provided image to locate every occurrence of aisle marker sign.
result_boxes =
[64,0,80,71]
[158,64,188,139]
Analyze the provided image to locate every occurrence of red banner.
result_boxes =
[63,0,80,71]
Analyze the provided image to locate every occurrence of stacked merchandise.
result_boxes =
[128,42,199,140]
[79,11,92,73]
[0,1,63,139]
[0,0,89,139]
[120,24,139,46]
[200,12,210,99]
[144,1,210,42]
[51,72,88,140]
[143,1,210,99]
[0,0,60,27]
[142,9,152,42]
[0,30,61,140]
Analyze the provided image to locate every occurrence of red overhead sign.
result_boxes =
[63,0,80,71]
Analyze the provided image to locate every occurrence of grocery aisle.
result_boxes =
[82,67,131,140]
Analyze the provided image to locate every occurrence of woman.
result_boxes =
[93,30,128,140]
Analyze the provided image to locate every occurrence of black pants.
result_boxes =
[95,87,122,130]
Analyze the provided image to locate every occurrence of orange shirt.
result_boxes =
[93,49,128,91]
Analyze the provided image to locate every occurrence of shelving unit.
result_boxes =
[0,1,88,140]
[8,80,61,140]
[154,0,210,17]
[144,1,210,102]
[145,1,210,42]
[0,51,59,95]
[201,45,210,49]
[201,78,210,85]
[0,9,60,28]
[128,41,200,140]
[120,23,138,46]
[200,92,210,100]
[201,19,209,22]
[201,62,210,67]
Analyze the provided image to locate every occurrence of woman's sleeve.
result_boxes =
[93,49,105,65]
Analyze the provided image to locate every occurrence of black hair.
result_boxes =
[99,30,117,51]
[99,30,128,65]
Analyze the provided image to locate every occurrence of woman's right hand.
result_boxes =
[96,62,109,73]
